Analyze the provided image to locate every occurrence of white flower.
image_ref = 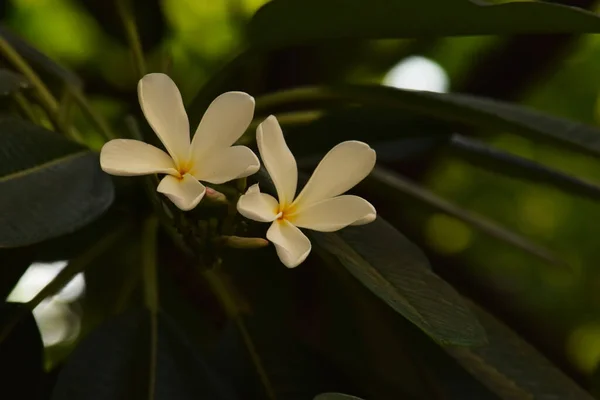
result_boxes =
[100,73,260,211]
[237,115,377,268]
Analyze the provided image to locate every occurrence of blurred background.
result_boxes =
[4,0,600,390]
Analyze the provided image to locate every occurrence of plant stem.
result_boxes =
[70,88,118,141]
[12,92,38,123]
[0,36,58,114]
[116,0,146,79]
[203,269,277,400]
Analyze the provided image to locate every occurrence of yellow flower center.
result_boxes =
[276,203,297,222]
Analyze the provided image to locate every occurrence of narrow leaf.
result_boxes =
[368,166,563,266]
[249,0,600,48]
[310,217,486,346]
[446,301,594,400]
[450,134,600,200]
[255,85,600,159]
[0,118,114,247]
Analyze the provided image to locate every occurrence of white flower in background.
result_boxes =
[100,73,260,211]
[237,116,377,268]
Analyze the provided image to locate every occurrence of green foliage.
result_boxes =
[0,117,114,247]
[311,218,486,346]
[0,0,599,399]
[248,0,600,47]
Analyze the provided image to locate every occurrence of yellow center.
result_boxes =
[176,160,193,179]
[276,203,297,222]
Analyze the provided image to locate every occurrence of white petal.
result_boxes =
[290,195,376,232]
[246,183,260,195]
[192,146,260,184]
[267,219,312,268]
[237,185,279,222]
[100,139,178,176]
[138,73,190,164]
[293,141,375,208]
[256,115,297,207]
[190,92,255,162]
[157,174,206,211]
[237,184,279,222]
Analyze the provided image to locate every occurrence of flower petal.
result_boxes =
[256,115,297,207]
[192,146,260,184]
[138,73,190,164]
[237,184,279,222]
[293,141,375,208]
[100,139,178,176]
[190,92,254,162]
[267,219,311,268]
[157,174,206,211]
[290,195,376,232]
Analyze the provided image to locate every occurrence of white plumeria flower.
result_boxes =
[100,73,260,211]
[237,115,377,268]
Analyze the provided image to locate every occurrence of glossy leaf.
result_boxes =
[367,166,563,265]
[255,85,600,158]
[0,118,114,247]
[449,134,600,200]
[51,309,237,400]
[278,106,447,160]
[445,301,594,400]
[248,0,600,48]
[310,217,487,346]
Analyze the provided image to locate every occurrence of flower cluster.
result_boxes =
[100,73,376,268]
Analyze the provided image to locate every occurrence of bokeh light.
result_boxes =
[383,56,449,93]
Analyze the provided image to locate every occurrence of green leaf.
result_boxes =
[367,165,563,266]
[248,0,600,48]
[450,134,600,201]
[51,310,239,400]
[445,300,594,400]
[310,217,486,346]
[0,26,82,88]
[315,394,364,400]
[0,69,28,95]
[279,106,447,160]
[0,117,114,247]
[255,85,600,159]
[0,303,44,399]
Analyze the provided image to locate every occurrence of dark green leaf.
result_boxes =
[0,118,114,247]
[255,85,600,159]
[449,134,600,200]
[0,69,28,95]
[0,26,82,87]
[51,309,238,400]
[315,394,364,400]
[310,217,486,346]
[248,0,600,48]
[0,303,45,400]
[280,106,447,160]
[0,250,32,298]
[367,166,563,266]
[445,301,594,400]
